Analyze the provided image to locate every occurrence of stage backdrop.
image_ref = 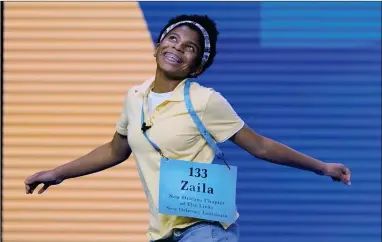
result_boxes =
[3,2,156,242]
[3,2,381,242]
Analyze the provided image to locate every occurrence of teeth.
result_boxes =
[165,53,181,63]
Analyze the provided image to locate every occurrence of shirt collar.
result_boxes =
[135,76,188,101]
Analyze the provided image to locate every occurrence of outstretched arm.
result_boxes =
[25,132,132,194]
[230,125,351,185]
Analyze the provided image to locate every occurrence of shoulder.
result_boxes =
[188,81,217,112]
[189,81,233,114]
[189,81,216,102]
[190,81,230,106]
[124,77,154,101]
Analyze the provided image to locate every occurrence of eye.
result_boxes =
[187,45,195,52]
[168,35,177,41]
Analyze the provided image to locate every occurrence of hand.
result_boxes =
[24,170,63,194]
[323,163,351,186]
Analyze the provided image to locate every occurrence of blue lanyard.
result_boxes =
[141,80,230,169]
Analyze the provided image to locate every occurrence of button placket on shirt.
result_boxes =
[150,100,169,124]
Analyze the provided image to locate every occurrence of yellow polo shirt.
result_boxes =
[116,77,245,241]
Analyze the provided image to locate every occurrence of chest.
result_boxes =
[127,99,204,157]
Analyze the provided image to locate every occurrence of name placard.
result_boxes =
[158,158,237,223]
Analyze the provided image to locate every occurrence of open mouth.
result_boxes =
[164,52,182,64]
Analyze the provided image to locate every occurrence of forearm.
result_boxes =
[257,137,327,174]
[232,126,350,183]
[53,142,131,181]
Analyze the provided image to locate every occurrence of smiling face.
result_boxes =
[155,25,204,79]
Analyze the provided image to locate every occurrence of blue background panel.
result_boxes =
[140,2,381,242]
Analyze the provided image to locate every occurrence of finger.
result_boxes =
[29,183,40,194]
[38,184,50,194]
[25,184,31,194]
[341,175,348,184]
[340,173,351,185]
[344,167,351,175]
[341,165,351,178]
[344,173,351,185]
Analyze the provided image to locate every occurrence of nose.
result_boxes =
[173,42,184,53]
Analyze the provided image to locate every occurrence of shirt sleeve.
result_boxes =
[115,93,129,136]
[201,91,245,143]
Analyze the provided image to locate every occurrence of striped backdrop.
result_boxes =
[2,2,381,242]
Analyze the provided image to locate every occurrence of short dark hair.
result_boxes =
[157,14,219,76]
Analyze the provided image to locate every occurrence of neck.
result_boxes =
[152,68,185,93]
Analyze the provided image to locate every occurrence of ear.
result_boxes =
[154,43,160,57]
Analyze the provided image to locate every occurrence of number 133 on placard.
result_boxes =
[189,167,207,178]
